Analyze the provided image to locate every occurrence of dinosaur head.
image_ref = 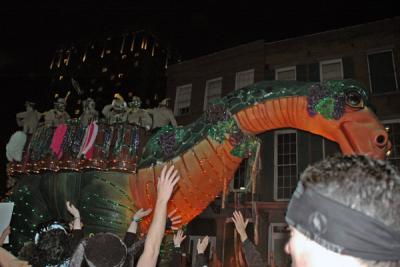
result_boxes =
[305,80,390,159]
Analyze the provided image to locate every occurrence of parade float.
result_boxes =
[3,79,391,254]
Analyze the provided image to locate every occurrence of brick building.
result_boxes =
[166,17,400,266]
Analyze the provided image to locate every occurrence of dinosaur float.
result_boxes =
[4,79,390,252]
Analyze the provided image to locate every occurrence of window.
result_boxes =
[367,50,398,94]
[231,159,250,192]
[204,77,222,110]
[268,223,291,267]
[274,130,298,201]
[235,69,254,90]
[188,236,216,266]
[174,84,192,116]
[275,66,296,81]
[322,138,340,159]
[383,119,400,171]
[320,59,343,81]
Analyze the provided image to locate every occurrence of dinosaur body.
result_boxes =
[5,80,390,252]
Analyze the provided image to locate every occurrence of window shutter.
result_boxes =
[265,69,275,80]
[368,51,397,93]
[308,63,320,82]
[343,57,354,79]
[296,65,307,81]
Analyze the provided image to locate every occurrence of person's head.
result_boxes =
[25,101,35,111]
[70,232,131,267]
[85,233,126,267]
[22,220,72,266]
[112,93,127,113]
[54,97,67,112]
[285,155,400,267]
[83,97,96,111]
[128,96,142,109]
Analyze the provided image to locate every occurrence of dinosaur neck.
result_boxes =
[136,96,337,231]
[234,96,325,137]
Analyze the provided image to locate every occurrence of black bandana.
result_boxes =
[286,183,400,261]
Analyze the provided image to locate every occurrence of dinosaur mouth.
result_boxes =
[339,121,390,160]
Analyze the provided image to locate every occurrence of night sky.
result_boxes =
[0,0,398,194]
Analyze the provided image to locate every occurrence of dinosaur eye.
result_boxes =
[345,91,364,108]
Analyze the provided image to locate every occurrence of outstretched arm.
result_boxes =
[166,209,182,231]
[168,110,178,127]
[66,201,81,230]
[170,229,186,267]
[128,208,153,234]
[136,165,180,267]
[195,236,209,267]
[0,247,31,267]
[232,211,265,267]
[124,208,152,247]
[0,226,11,247]
[102,104,113,118]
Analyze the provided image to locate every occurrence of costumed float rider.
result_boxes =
[79,97,99,126]
[126,96,152,130]
[43,93,71,127]
[16,101,42,135]
[102,93,128,124]
[147,98,178,132]
[6,101,43,165]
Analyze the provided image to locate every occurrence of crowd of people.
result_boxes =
[1,154,400,267]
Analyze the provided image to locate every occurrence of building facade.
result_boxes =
[166,17,400,266]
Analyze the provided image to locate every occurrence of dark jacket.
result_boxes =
[70,229,84,251]
[168,245,208,267]
[194,253,208,267]
[242,239,265,267]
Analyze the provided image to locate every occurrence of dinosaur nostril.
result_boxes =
[376,135,386,145]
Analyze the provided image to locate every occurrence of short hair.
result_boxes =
[70,233,143,267]
[25,229,72,267]
[300,154,400,267]
[84,233,127,267]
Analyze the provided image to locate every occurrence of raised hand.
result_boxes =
[157,165,180,204]
[197,236,209,254]
[173,229,186,248]
[166,208,182,230]
[66,201,81,230]
[66,201,80,218]
[133,208,153,222]
[136,165,181,267]
[232,210,249,242]
[128,208,152,234]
